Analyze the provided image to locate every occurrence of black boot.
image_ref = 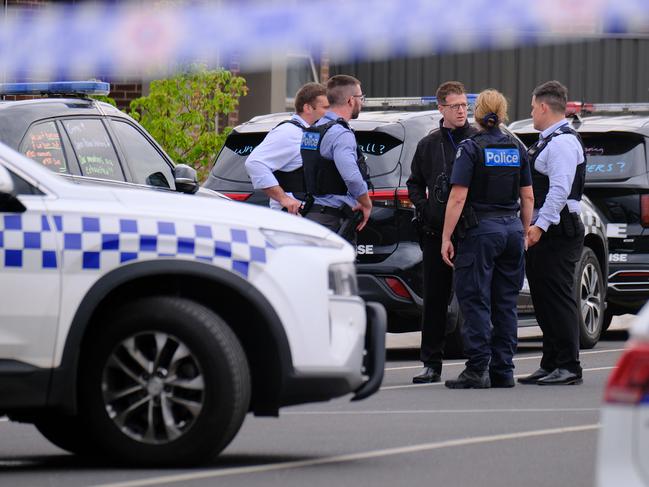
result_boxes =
[412,366,441,384]
[445,369,490,389]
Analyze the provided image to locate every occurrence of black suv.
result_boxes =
[0,81,212,197]
[512,102,649,328]
[206,102,609,350]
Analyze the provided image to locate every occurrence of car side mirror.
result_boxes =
[173,164,199,194]
[0,165,26,213]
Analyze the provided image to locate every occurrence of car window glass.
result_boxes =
[20,121,68,174]
[0,164,44,195]
[62,119,124,181]
[582,133,647,181]
[355,131,404,187]
[111,120,173,189]
[210,131,267,184]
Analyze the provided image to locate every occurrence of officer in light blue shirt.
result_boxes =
[519,80,587,386]
[244,83,328,213]
[299,75,372,236]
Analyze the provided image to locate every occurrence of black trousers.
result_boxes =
[420,233,453,371]
[525,224,584,374]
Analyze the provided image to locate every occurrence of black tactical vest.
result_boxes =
[466,132,521,208]
[528,124,586,209]
[271,119,307,194]
[299,118,370,196]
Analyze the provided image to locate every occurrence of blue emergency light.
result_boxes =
[0,81,110,97]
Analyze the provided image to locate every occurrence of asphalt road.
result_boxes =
[0,323,631,487]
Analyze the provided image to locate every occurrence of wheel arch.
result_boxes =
[49,260,293,417]
[584,232,608,290]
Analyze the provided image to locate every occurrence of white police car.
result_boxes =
[0,141,385,465]
[597,302,649,486]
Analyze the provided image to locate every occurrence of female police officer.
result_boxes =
[440,89,534,389]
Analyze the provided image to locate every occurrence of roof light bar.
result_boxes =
[566,101,649,116]
[363,94,478,108]
[0,81,110,97]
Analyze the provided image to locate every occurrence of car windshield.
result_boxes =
[209,129,404,188]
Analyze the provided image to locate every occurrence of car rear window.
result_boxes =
[20,121,69,174]
[210,129,404,187]
[518,131,647,182]
[582,132,647,181]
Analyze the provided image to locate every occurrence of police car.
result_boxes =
[0,81,211,197]
[597,302,649,487]
[0,141,385,465]
[205,98,609,353]
[512,102,649,330]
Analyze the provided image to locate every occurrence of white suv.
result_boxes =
[0,143,385,465]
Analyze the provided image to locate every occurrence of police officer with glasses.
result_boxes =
[518,80,586,386]
[406,81,477,384]
[300,75,372,238]
[441,89,534,389]
[245,82,329,214]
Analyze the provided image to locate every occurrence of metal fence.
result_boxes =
[331,37,649,122]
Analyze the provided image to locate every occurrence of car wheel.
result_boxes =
[576,248,605,349]
[33,413,96,455]
[444,295,464,359]
[80,296,251,466]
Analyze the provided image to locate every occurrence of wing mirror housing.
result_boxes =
[173,164,199,194]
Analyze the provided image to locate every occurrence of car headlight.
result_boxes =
[261,229,344,249]
[328,262,358,297]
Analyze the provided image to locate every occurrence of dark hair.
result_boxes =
[532,80,568,114]
[326,74,361,106]
[294,82,327,114]
[436,81,466,105]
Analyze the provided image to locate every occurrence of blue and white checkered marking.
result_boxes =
[0,213,272,279]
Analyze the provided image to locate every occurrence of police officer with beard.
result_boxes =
[300,75,372,239]
[441,89,534,389]
[406,81,477,383]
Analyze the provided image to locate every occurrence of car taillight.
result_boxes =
[224,193,252,201]
[383,277,412,300]
[641,194,649,228]
[604,342,649,405]
[369,189,414,209]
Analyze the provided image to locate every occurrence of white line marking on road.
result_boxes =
[385,348,625,371]
[284,408,599,415]
[92,424,599,487]
[381,366,616,390]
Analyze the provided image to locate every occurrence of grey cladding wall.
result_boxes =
[331,38,649,121]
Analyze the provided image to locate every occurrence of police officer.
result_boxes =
[300,75,372,237]
[518,81,586,386]
[245,82,329,214]
[406,81,477,384]
[441,89,534,389]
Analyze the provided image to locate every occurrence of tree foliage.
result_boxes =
[130,67,247,181]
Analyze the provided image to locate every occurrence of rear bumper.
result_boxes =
[606,262,649,313]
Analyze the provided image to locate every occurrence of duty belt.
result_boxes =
[475,210,517,219]
[309,204,346,218]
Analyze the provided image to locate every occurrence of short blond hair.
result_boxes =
[474,89,509,129]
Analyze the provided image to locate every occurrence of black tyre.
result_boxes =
[603,309,614,332]
[33,413,96,455]
[80,296,251,466]
[444,295,464,359]
[576,248,605,349]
